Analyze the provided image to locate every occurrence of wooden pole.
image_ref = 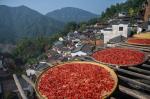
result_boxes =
[21,75,35,88]
[142,64,150,68]
[118,75,150,91]
[13,74,28,99]
[119,85,150,99]
[128,67,150,75]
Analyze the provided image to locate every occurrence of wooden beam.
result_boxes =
[116,44,150,52]
[128,67,150,75]
[142,64,150,68]
[118,75,150,91]
[13,74,28,99]
[119,43,150,50]
[111,66,150,80]
[119,85,150,99]
[46,62,53,67]
[21,75,35,88]
[35,71,42,77]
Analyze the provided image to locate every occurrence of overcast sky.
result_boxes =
[0,0,126,15]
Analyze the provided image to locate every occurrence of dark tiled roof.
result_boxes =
[81,44,94,54]
[54,44,64,49]
[35,63,49,71]
[54,41,63,46]
[109,18,129,25]
[109,35,126,43]
[103,28,112,31]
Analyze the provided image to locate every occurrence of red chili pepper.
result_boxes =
[127,38,150,45]
[92,48,145,66]
[38,63,115,99]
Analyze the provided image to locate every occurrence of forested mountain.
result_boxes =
[46,7,98,23]
[0,5,64,43]
[100,0,146,21]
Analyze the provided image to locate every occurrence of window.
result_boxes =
[119,27,123,31]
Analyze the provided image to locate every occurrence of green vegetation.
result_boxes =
[12,21,79,65]
[0,5,64,44]
[61,22,79,35]
[13,37,51,64]
[100,0,146,21]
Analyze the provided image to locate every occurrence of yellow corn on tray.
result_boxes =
[133,32,150,39]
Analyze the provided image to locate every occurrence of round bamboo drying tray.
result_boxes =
[133,32,150,39]
[35,61,118,99]
[91,49,149,67]
[126,38,150,46]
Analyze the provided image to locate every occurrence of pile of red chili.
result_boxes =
[37,62,116,99]
[92,48,145,66]
[127,38,150,45]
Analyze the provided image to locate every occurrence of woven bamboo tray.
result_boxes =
[35,61,118,99]
[91,49,149,67]
[126,38,150,46]
[133,32,150,39]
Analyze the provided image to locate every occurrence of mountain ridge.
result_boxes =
[0,5,64,43]
[46,7,99,23]
[0,5,99,44]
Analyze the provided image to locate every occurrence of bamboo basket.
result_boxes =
[91,48,149,67]
[133,32,150,39]
[126,38,150,46]
[35,61,118,99]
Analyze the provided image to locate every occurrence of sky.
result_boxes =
[0,0,126,15]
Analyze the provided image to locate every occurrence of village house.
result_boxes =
[71,51,87,57]
[99,21,131,44]
[80,44,95,55]
[118,12,127,17]
[93,22,108,30]
[67,31,81,40]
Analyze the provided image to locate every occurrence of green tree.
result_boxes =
[99,0,146,22]
[129,8,134,16]
[13,36,52,65]
[78,22,87,31]
[87,18,98,25]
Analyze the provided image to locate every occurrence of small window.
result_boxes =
[119,27,123,31]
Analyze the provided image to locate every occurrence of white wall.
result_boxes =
[100,30,112,43]
[101,24,130,44]
[112,24,129,37]
[118,13,126,17]
[112,25,118,35]
[148,25,150,31]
